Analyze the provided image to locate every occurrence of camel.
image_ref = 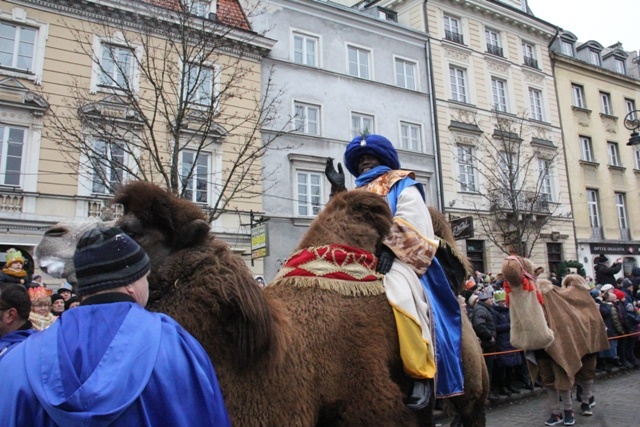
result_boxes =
[501,256,609,396]
[36,181,487,427]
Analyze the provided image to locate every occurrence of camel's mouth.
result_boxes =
[38,257,68,278]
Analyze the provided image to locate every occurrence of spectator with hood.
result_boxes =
[0,227,230,427]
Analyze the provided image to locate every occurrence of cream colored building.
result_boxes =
[551,31,640,279]
[355,0,574,274]
[0,0,273,278]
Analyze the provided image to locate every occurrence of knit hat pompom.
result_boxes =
[343,134,400,177]
[74,227,150,296]
[5,248,25,266]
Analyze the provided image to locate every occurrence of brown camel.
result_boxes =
[36,181,487,427]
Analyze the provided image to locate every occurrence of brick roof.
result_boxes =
[145,0,251,31]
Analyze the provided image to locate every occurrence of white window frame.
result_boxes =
[580,136,594,162]
[292,30,319,67]
[0,9,48,83]
[184,0,214,17]
[634,149,640,170]
[485,28,502,56]
[457,145,476,193]
[449,65,467,103]
[90,33,142,94]
[351,112,374,138]
[183,63,220,110]
[180,149,212,205]
[399,122,422,151]
[572,84,585,108]
[90,139,125,195]
[294,101,321,135]
[587,189,601,229]
[443,15,462,42]
[615,58,626,74]
[538,158,553,202]
[0,124,26,187]
[561,40,574,56]
[600,92,612,115]
[625,98,637,120]
[295,170,323,217]
[346,44,371,79]
[607,142,621,166]
[615,193,628,230]
[394,57,417,90]
[589,49,601,66]
[522,41,537,66]
[529,87,544,121]
[491,77,508,112]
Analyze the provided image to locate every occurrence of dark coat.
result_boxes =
[492,304,521,368]
[631,267,640,289]
[600,302,624,337]
[594,262,622,286]
[472,301,496,350]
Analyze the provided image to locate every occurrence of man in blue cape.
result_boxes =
[0,283,37,360]
[326,134,464,408]
[0,227,230,427]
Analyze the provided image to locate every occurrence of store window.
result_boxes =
[466,240,485,273]
[546,243,563,275]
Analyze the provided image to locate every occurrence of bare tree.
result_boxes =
[43,0,292,221]
[453,111,560,257]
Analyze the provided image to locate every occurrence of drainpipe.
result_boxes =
[423,0,444,212]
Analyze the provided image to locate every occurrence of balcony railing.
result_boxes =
[620,228,632,241]
[491,190,550,214]
[591,226,604,239]
[88,200,124,220]
[487,43,504,57]
[445,30,464,45]
[524,56,539,68]
[0,193,23,212]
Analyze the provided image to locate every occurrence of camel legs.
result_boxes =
[448,315,489,427]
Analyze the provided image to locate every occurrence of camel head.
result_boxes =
[501,255,538,289]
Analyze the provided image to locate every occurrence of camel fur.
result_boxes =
[36,182,487,427]
[502,256,609,390]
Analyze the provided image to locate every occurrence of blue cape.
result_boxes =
[0,327,36,360]
[0,302,230,427]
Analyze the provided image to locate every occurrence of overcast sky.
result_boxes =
[527,0,638,50]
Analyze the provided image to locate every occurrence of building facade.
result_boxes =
[551,31,640,279]
[0,0,273,279]
[250,0,438,280]
[363,0,575,274]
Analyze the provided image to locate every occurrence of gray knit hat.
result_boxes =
[74,227,150,296]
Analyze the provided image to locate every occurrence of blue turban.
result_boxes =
[343,134,400,177]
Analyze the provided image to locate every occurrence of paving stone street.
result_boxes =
[438,370,639,427]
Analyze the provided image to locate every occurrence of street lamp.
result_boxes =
[624,110,640,146]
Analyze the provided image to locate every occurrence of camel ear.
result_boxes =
[176,219,211,249]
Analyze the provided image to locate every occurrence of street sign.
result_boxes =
[450,216,474,240]
[251,223,268,259]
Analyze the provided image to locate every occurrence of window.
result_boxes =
[600,92,612,115]
[589,50,601,66]
[395,58,416,90]
[625,99,637,120]
[181,150,210,204]
[0,125,26,187]
[185,0,210,17]
[99,44,134,88]
[296,171,322,216]
[547,243,563,275]
[529,88,544,121]
[443,15,464,44]
[522,42,538,68]
[485,29,503,57]
[587,189,602,238]
[351,112,374,138]
[347,45,370,79]
[572,84,585,108]
[615,193,629,236]
[615,58,626,74]
[580,136,594,162]
[449,66,467,103]
[293,32,318,66]
[466,240,485,274]
[538,158,553,202]
[491,77,508,112]
[91,140,124,194]
[185,64,215,107]
[608,142,621,166]
[400,122,421,151]
[294,102,320,135]
[457,145,476,192]
[0,21,36,71]
[635,149,640,170]
[561,40,574,56]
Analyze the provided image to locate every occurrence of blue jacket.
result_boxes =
[0,300,230,427]
[492,304,521,368]
[0,325,36,360]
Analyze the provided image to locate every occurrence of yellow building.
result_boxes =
[551,31,640,279]
[0,0,273,278]
[364,0,575,274]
